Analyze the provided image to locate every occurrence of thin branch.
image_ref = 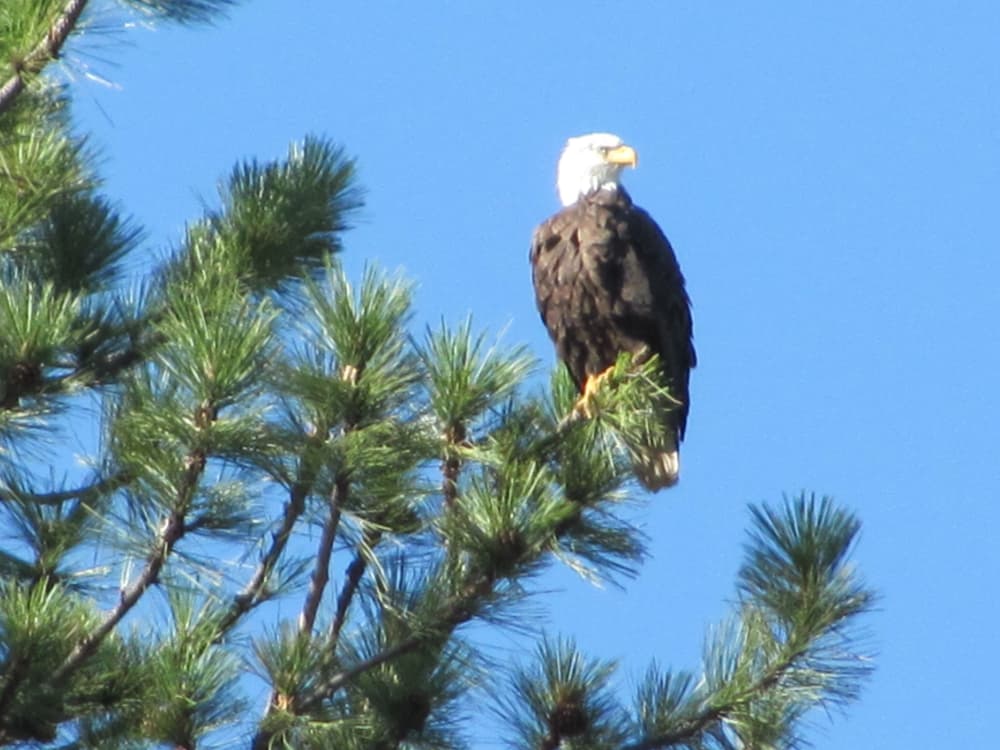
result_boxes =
[326,633,427,696]
[442,455,460,508]
[0,471,131,507]
[620,652,804,750]
[621,708,725,750]
[247,631,429,750]
[0,0,91,116]
[312,577,491,707]
[220,471,313,632]
[249,577,491,750]
[51,415,211,683]
[72,347,144,387]
[82,329,164,385]
[0,333,154,415]
[51,493,191,683]
[532,409,585,459]
[297,475,346,635]
[327,528,380,648]
[441,423,465,509]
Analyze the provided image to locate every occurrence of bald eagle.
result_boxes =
[530,133,695,490]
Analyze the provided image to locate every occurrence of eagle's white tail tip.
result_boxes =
[634,448,680,491]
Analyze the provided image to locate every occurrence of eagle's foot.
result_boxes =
[573,366,614,419]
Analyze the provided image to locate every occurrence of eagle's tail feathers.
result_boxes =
[632,447,680,491]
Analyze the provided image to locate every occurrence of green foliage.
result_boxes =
[21,191,142,294]
[335,609,472,748]
[501,638,628,750]
[137,594,247,747]
[206,136,363,291]
[632,665,696,741]
[0,489,93,584]
[154,272,277,410]
[491,494,874,750]
[291,263,420,428]
[421,317,535,438]
[740,496,872,639]
[0,578,138,743]
[0,1,71,71]
[122,0,238,24]
[0,270,85,450]
[438,463,568,582]
[0,270,79,366]
[0,99,92,250]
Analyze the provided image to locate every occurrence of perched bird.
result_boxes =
[530,133,695,489]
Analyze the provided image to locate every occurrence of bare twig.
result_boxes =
[441,456,459,508]
[329,555,366,642]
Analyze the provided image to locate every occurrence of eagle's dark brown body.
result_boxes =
[530,186,695,442]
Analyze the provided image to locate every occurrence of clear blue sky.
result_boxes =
[69,1,999,746]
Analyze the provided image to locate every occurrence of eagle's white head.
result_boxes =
[556,132,638,207]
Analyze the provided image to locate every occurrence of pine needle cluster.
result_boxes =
[0,4,876,749]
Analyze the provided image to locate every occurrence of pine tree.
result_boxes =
[0,4,875,748]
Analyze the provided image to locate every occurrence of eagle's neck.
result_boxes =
[558,179,621,208]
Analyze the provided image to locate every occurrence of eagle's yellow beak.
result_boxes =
[604,144,638,168]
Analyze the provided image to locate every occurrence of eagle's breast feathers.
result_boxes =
[530,176,695,489]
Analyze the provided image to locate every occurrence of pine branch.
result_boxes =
[50,450,204,684]
[440,423,466,509]
[327,528,380,648]
[0,0,90,116]
[256,482,381,741]
[621,695,740,750]
[268,445,618,737]
[264,633,436,747]
[0,471,130,507]
[325,634,429,700]
[80,330,159,385]
[619,496,874,750]
[297,474,346,635]
[298,371,364,636]
[48,393,229,686]
[250,574,492,750]
[221,467,314,631]
[51,509,177,681]
[622,650,808,750]
[317,580,488,705]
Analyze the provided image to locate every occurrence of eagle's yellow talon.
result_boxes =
[573,366,614,419]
